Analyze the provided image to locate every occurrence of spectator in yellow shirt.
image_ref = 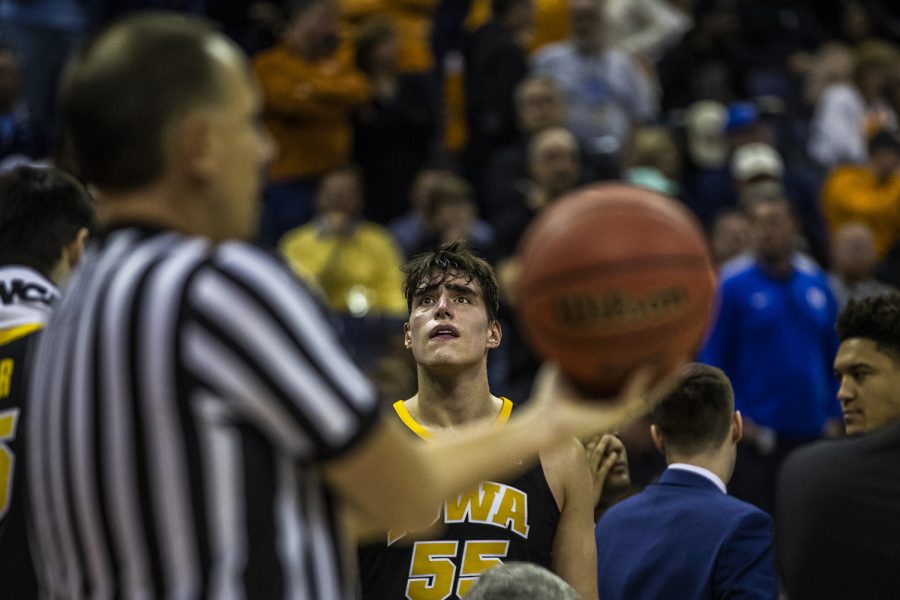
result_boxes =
[254,0,370,247]
[822,129,900,257]
[280,164,408,320]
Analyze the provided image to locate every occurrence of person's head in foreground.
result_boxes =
[465,562,580,600]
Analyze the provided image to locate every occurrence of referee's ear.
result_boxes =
[176,112,213,183]
[403,322,412,350]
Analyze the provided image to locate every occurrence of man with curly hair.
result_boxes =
[777,293,900,598]
[831,293,900,435]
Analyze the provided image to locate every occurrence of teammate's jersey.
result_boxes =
[358,398,561,599]
[0,331,38,598]
[0,265,56,599]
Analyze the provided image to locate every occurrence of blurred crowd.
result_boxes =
[3,0,900,513]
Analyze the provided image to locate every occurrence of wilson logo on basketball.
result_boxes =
[552,287,689,328]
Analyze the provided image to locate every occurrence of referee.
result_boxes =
[27,11,668,599]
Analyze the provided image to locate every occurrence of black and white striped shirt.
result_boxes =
[27,226,380,599]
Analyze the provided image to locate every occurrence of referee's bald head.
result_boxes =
[60,12,236,192]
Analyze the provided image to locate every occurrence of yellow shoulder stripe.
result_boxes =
[393,397,515,440]
[497,397,513,425]
[393,400,433,440]
[0,323,43,346]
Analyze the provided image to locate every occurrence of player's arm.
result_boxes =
[541,438,599,600]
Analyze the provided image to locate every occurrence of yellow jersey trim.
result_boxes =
[392,397,514,440]
[0,323,43,346]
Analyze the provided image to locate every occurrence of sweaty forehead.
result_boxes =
[416,270,480,293]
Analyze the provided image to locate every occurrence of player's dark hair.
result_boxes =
[0,166,96,277]
[837,293,900,362]
[61,12,225,191]
[402,241,501,323]
[651,363,734,455]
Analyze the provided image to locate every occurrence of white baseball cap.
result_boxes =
[731,143,784,182]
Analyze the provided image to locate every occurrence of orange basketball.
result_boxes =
[516,183,716,397]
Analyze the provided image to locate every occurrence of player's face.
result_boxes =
[204,41,275,241]
[834,338,900,436]
[404,272,501,371]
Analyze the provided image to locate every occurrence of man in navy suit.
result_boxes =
[595,363,778,600]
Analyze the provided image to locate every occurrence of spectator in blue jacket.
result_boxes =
[700,193,840,514]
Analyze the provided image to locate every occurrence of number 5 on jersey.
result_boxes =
[406,539,510,599]
[0,408,20,519]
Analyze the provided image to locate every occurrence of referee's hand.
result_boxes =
[528,361,683,444]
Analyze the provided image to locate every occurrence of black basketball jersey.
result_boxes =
[0,326,40,598]
[358,398,561,599]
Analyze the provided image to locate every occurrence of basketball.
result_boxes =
[516,183,716,397]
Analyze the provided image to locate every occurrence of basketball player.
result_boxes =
[26,13,672,599]
[0,165,94,598]
[359,242,601,599]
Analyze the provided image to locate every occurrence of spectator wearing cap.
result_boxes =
[732,142,829,266]
[682,104,829,266]
[681,101,768,228]
[683,99,729,172]
[821,129,900,258]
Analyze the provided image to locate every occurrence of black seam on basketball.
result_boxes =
[522,302,709,349]
[521,255,710,290]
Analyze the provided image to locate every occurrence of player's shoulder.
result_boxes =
[539,436,590,500]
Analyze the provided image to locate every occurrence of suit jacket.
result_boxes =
[777,422,900,600]
[596,468,777,600]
